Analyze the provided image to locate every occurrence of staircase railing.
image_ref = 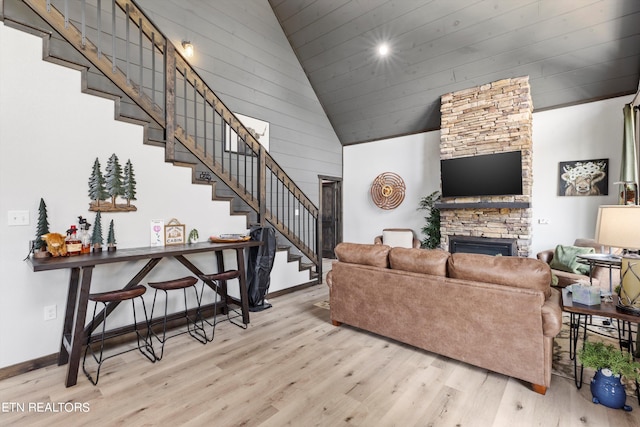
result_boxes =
[18,0,319,270]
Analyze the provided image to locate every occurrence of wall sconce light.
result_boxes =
[182,40,194,58]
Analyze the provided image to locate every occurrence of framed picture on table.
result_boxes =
[164,218,185,245]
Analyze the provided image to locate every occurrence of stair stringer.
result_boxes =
[1,18,314,290]
[3,5,319,285]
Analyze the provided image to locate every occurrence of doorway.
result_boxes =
[319,176,342,259]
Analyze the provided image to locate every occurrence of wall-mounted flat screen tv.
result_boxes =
[440,151,523,198]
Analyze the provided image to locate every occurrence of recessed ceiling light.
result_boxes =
[377,43,390,57]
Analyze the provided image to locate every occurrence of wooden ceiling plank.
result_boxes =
[270,0,343,29]
[309,1,637,95]
[269,0,640,145]
[292,0,443,60]
[300,0,505,71]
[315,11,640,118]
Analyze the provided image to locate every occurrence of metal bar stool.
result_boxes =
[199,269,242,340]
[82,285,155,385]
[148,276,207,360]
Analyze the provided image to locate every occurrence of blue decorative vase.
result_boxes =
[590,369,632,411]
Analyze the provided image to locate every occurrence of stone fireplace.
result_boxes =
[449,235,517,256]
[438,77,533,257]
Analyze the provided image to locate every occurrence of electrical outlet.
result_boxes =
[44,305,57,321]
[538,218,550,225]
[8,210,29,226]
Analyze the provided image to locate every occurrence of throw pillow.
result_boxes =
[549,244,595,275]
[382,230,414,248]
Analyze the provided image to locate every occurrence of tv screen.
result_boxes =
[440,151,523,198]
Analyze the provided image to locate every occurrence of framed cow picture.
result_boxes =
[558,159,608,196]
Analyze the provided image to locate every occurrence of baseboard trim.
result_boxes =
[0,283,323,381]
[0,301,223,381]
[0,353,59,381]
[266,280,320,299]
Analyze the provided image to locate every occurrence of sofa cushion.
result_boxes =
[549,244,594,275]
[448,252,552,298]
[334,242,390,268]
[389,247,449,277]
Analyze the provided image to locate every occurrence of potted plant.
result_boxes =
[578,341,640,411]
[417,191,441,249]
[188,228,199,244]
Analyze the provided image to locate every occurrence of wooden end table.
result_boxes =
[561,288,639,404]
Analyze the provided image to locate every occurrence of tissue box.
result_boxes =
[571,284,601,306]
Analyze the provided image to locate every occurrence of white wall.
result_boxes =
[343,132,441,244]
[530,97,629,255]
[343,96,633,254]
[0,23,308,368]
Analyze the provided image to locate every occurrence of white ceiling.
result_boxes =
[269,0,640,145]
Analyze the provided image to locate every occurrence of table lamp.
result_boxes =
[594,205,640,315]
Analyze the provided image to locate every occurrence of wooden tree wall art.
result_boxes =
[88,154,137,212]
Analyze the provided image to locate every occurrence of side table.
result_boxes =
[561,288,639,404]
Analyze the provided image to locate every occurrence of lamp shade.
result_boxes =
[594,205,640,250]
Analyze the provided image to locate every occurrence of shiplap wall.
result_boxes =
[136,0,343,204]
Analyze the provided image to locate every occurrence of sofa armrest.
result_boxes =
[589,265,620,290]
[326,270,333,290]
[537,249,554,265]
[374,234,421,248]
[541,288,562,337]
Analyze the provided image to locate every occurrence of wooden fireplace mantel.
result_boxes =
[434,202,530,210]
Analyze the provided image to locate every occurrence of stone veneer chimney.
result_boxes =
[439,77,533,257]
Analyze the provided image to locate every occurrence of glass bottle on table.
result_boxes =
[78,215,91,254]
[66,225,81,256]
[80,227,91,254]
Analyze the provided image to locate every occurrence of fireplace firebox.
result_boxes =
[449,236,517,257]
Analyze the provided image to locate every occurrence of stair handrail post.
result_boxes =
[164,40,176,161]
[258,146,266,226]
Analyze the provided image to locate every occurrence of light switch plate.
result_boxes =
[8,210,29,226]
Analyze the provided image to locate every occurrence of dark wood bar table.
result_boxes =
[27,240,261,387]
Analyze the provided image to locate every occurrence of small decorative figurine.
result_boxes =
[91,211,104,252]
[41,233,68,257]
[107,219,117,252]
[34,198,50,258]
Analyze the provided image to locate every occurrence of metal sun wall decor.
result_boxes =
[371,172,406,210]
[88,154,137,212]
[558,159,609,197]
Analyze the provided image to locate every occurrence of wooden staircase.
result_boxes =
[2,0,320,282]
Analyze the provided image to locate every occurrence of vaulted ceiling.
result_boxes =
[269,0,640,145]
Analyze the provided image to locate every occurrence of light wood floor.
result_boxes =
[1,284,639,427]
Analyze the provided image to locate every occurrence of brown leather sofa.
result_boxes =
[326,242,562,395]
[536,238,620,290]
